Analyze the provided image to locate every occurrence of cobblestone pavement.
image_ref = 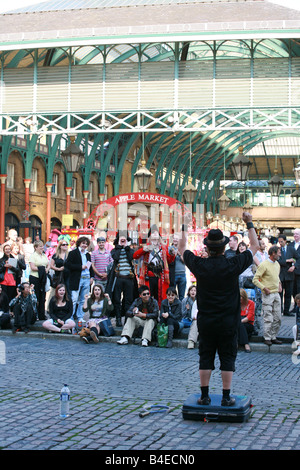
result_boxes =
[0,330,300,453]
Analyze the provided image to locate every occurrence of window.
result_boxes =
[88,181,93,202]
[7,163,14,189]
[52,173,58,196]
[71,177,77,199]
[30,168,38,192]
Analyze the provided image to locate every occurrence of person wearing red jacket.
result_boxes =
[238,288,255,353]
[133,225,175,307]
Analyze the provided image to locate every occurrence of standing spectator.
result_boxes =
[169,234,187,301]
[47,239,70,308]
[277,234,299,316]
[22,237,34,281]
[106,231,138,327]
[252,239,269,332]
[134,225,175,306]
[289,228,300,313]
[0,244,18,303]
[224,235,238,259]
[238,288,255,353]
[65,236,94,323]
[117,285,159,347]
[237,241,255,288]
[29,240,50,320]
[91,236,112,291]
[253,245,282,346]
[0,284,11,329]
[10,242,26,287]
[159,286,183,348]
[10,282,37,333]
[179,212,259,407]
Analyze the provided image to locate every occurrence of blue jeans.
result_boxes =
[71,277,90,320]
[175,274,186,301]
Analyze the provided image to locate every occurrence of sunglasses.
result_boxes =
[61,244,68,246]
[141,292,150,296]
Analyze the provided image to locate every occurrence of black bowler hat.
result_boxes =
[204,229,229,248]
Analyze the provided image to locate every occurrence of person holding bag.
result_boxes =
[29,240,50,320]
[81,283,114,343]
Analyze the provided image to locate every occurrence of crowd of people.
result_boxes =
[0,224,299,359]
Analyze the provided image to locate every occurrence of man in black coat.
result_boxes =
[179,212,259,407]
[290,228,300,312]
[65,236,94,322]
[106,231,138,327]
[277,234,299,316]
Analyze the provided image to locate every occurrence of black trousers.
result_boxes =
[12,303,36,329]
[29,275,46,320]
[113,276,135,319]
[238,321,254,346]
[280,279,294,314]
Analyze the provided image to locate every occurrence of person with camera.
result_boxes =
[133,225,175,307]
[10,282,37,333]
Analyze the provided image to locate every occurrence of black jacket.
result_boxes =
[160,298,182,322]
[105,245,138,297]
[127,296,159,320]
[65,248,93,291]
[278,244,299,282]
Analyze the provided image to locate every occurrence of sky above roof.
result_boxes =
[1,0,300,13]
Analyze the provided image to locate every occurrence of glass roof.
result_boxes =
[3,0,234,14]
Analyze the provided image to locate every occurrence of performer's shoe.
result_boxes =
[221,397,236,407]
[271,338,282,344]
[197,396,211,405]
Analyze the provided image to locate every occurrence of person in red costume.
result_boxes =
[134,225,175,307]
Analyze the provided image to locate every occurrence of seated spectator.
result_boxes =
[181,285,197,328]
[159,286,183,348]
[43,284,75,334]
[10,282,37,333]
[117,285,159,347]
[0,284,11,329]
[81,283,114,343]
[238,288,255,353]
[187,293,199,349]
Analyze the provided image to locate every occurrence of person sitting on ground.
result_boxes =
[159,286,183,348]
[186,289,199,349]
[0,284,11,329]
[43,283,75,334]
[238,288,255,353]
[117,285,159,347]
[81,283,114,344]
[181,285,197,328]
[10,282,37,333]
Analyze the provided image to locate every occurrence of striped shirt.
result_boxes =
[91,249,113,280]
[118,249,131,276]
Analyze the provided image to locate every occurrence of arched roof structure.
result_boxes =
[1,0,300,210]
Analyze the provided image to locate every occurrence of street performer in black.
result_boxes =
[179,212,259,406]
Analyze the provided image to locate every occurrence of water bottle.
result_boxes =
[59,384,70,418]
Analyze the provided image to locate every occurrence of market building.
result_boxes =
[1,0,300,243]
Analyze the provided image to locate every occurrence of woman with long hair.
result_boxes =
[29,240,50,320]
[0,244,18,302]
[81,283,113,343]
[43,284,75,333]
[238,288,255,353]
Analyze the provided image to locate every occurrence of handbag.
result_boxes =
[157,323,168,348]
[99,318,115,337]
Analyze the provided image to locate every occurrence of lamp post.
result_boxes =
[183,176,198,204]
[291,185,300,207]
[268,169,284,197]
[61,135,84,173]
[134,159,153,192]
[230,146,252,181]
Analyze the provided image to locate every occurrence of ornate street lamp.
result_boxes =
[218,189,231,211]
[294,160,300,185]
[61,135,84,173]
[291,185,300,207]
[230,146,252,181]
[134,159,153,192]
[183,176,198,204]
[268,168,284,197]
[243,199,253,214]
